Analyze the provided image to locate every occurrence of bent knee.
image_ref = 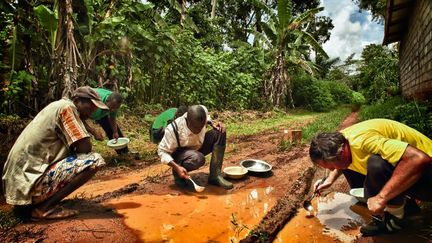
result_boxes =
[367,155,388,174]
[183,151,205,171]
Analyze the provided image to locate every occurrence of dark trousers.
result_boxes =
[172,129,226,172]
[149,125,164,144]
[342,154,432,206]
[96,116,128,154]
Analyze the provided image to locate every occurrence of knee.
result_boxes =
[366,155,388,176]
[88,152,106,168]
[183,151,205,170]
[190,152,205,168]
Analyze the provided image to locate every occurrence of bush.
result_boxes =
[359,97,432,137]
[292,76,336,112]
[323,81,353,105]
[351,91,366,111]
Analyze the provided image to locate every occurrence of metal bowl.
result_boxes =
[240,159,272,173]
[223,166,248,179]
[107,137,130,150]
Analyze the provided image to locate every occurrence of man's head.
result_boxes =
[106,92,123,112]
[309,132,350,170]
[71,86,108,119]
[175,105,188,119]
[186,105,207,134]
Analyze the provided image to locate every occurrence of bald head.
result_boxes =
[186,105,207,134]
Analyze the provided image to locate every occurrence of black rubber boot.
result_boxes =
[360,212,404,236]
[208,145,233,190]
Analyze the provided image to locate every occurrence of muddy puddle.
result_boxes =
[276,192,365,242]
[106,186,276,242]
[69,164,169,198]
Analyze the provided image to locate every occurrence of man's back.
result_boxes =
[341,119,432,174]
[2,99,89,205]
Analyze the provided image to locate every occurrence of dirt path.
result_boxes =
[2,113,317,242]
[7,111,429,242]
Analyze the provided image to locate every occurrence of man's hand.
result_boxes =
[313,177,332,195]
[212,121,226,133]
[174,165,189,179]
[367,194,387,214]
[112,132,120,139]
[94,132,104,141]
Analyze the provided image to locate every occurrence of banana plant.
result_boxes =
[34,4,58,54]
[253,0,328,107]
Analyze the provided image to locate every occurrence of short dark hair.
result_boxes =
[187,105,206,124]
[175,105,188,119]
[107,92,123,104]
[309,132,346,163]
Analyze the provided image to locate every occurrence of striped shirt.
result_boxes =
[2,99,89,205]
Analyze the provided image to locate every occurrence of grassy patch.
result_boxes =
[226,110,316,136]
[302,106,352,142]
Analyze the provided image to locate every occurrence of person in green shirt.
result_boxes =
[85,88,128,154]
[150,105,188,144]
[309,119,432,236]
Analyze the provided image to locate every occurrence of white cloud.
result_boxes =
[319,0,384,61]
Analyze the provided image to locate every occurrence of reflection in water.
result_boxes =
[106,186,275,242]
[317,192,363,242]
[276,192,364,243]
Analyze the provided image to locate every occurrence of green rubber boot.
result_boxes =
[208,145,233,190]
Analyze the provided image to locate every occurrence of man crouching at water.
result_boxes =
[309,119,432,236]
[158,105,233,190]
[2,86,107,220]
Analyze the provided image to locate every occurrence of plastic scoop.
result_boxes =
[188,178,205,192]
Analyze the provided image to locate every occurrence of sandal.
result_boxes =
[31,206,79,221]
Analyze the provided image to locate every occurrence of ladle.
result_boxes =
[188,178,205,192]
[303,175,328,212]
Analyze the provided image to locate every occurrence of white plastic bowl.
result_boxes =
[349,188,366,203]
[107,137,130,150]
[223,166,248,179]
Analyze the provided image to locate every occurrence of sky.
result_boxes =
[319,0,384,61]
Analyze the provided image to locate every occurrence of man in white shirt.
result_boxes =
[158,105,233,190]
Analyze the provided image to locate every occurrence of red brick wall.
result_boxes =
[399,0,432,100]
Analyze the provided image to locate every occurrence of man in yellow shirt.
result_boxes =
[309,119,432,236]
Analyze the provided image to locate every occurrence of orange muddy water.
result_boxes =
[106,186,276,242]
[276,192,365,242]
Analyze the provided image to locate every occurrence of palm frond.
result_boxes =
[277,0,292,30]
[261,21,278,45]
[302,31,329,58]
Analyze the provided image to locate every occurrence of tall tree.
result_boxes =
[49,0,82,99]
[352,0,387,22]
[257,0,328,107]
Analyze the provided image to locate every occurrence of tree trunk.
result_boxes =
[49,0,80,100]
[177,0,186,26]
[265,51,287,107]
[210,0,217,19]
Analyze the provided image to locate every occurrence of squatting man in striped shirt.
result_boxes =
[2,86,107,220]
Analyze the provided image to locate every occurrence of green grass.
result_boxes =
[226,110,316,136]
[302,106,352,141]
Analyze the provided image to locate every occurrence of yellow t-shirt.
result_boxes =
[341,119,432,175]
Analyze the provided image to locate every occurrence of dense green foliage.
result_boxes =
[359,97,432,137]
[354,44,399,104]
[0,0,337,116]
[352,0,387,22]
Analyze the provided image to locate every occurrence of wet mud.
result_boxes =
[240,167,315,242]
